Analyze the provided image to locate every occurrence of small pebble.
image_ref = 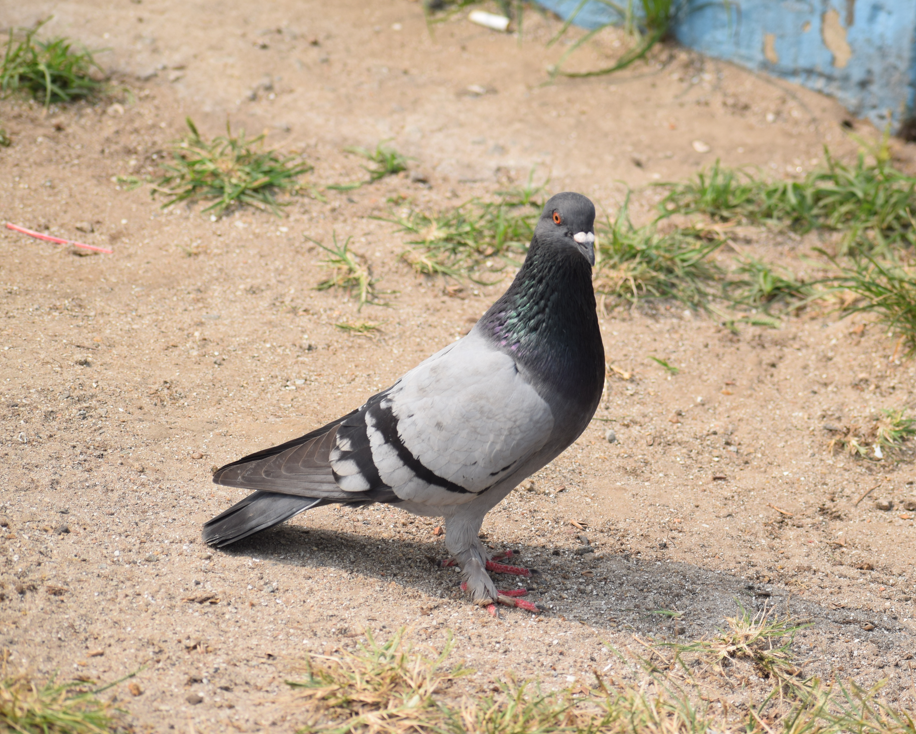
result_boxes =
[128,682,143,697]
[54,524,70,535]
[573,545,592,555]
[186,692,203,705]
[190,452,203,460]
[692,139,711,153]
[903,499,916,512]
[605,429,617,444]
[875,499,893,511]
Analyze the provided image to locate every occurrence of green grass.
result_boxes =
[334,321,382,335]
[660,151,916,256]
[828,407,916,459]
[728,256,813,313]
[830,256,916,355]
[661,605,808,682]
[288,618,916,734]
[153,117,311,217]
[0,18,105,107]
[378,176,544,282]
[0,673,123,734]
[0,125,10,147]
[594,198,725,308]
[649,356,679,375]
[549,0,677,79]
[328,142,410,191]
[313,234,379,309]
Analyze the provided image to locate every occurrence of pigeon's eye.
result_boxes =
[552,211,562,225]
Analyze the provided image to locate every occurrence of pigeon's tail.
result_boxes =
[202,492,324,548]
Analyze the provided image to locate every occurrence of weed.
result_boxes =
[594,197,724,308]
[828,408,916,460]
[153,118,311,216]
[662,605,808,682]
[0,125,9,147]
[289,621,916,734]
[0,18,105,107]
[379,176,544,281]
[729,257,813,312]
[549,0,678,79]
[335,321,381,335]
[327,142,410,191]
[0,672,122,734]
[831,255,916,355]
[313,234,379,309]
[649,356,679,375]
[114,175,144,191]
[289,628,468,733]
[661,151,916,256]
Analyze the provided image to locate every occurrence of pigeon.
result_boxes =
[203,191,605,612]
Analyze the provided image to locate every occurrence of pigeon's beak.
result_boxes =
[573,231,596,266]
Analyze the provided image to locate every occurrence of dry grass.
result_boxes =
[827,408,916,460]
[0,670,124,734]
[287,614,916,734]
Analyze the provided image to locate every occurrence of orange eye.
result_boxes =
[552,211,562,224]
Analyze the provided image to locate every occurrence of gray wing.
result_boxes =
[212,330,554,509]
[346,329,554,507]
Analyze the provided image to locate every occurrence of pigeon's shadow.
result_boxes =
[210,519,916,651]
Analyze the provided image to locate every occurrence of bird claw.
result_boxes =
[440,550,537,578]
[486,559,537,576]
[461,582,538,614]
[496,593,539,613]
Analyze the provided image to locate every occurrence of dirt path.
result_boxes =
[1,1,914,730]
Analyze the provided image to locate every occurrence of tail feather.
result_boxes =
[202,491,324,547]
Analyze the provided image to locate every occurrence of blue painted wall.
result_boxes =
[535,0,916,132]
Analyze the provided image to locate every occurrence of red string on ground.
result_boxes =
[5,223,114,254]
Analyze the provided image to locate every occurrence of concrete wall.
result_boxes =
[535,0,916,132]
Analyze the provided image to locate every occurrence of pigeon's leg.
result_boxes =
[440,549,538,578]
[443,513,537,613]
[460,583,539,615]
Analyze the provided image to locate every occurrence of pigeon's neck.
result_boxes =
[476,242,604,401]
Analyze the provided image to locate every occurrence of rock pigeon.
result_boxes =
[203,191,605,612]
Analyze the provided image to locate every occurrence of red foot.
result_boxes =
[460,583,539,615]
[440,551,537,578]
[486,560,533,576]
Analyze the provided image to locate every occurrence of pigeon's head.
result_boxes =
[536,192,597,266]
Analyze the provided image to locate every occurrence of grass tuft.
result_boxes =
[0,672,122,734]
[0,18,105,107]
[662,605,808,683]
[660,151,916,256]
[594,197,724,308]
[153,117,311,217]
[289,620,916,734]
[649,356,679,375]
[728,257,813,313]
[313,234,379,309]
[335,321,382,335]
[379,176,544,282]
[289,628,468,733]
[828,408,916,459]
[831,255,916,355]
[549,0,677,79]
[327,142,409,191]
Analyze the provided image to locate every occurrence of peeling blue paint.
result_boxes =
[535,0,916,131]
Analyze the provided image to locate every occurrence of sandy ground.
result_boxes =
[1,0,915,730]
